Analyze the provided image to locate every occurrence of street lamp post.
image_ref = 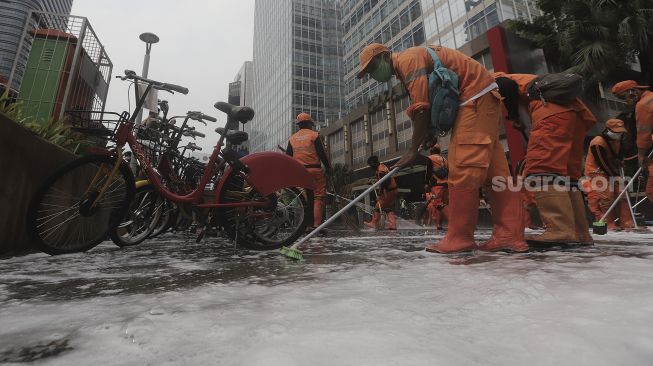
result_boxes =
[131,32,159,173]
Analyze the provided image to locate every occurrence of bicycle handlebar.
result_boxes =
[183,130,205,138]
[200,114,217,122]
[120,70,189,95]
[186,143,202,151]
[187,111,217,122]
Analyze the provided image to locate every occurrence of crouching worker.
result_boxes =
[365,156,398,230]
[584,119,637,231]
[426,144,448,230]
[612,80,653,203]
[497,73,597,245]
[357,43,526,253]
[286,112,333,229]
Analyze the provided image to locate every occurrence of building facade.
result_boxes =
[0,0,73,88]
[232,61,253,108]
[249,0,344,153]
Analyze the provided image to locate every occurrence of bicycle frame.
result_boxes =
[116,121,270,209]
[111,76,315,211]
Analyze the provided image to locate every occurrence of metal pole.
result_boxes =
[130,41,154,173]
[134,42,152,129]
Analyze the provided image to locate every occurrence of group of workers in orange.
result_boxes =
[286,41,652,254]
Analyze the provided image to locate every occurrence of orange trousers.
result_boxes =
[448,90,511,189]
[308,168,326,227]
[308,168,326,199]
[586,173,634,229]
[524,110,590,180]
[377,189,398,211]
[647,160,653,202]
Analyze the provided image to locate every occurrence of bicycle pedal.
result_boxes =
[118,220,134,229]
[196,227,206,243]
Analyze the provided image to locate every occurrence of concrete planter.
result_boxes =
[0,114,76,257]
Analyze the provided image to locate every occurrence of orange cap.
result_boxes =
[296,112,313,123]
[611,80,649,96]
[357,43,389,79]
[605,119,627,133]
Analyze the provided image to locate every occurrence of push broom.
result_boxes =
[593,149,653,235]
[280,167,401,260]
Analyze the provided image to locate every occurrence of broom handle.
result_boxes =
[598,149,653,223]
[621,168,638,229]
[289,167,401,249]
[633,196,648,210]
[326,192,375,215]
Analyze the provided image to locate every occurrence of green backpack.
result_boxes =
[527,72,584,106]
[424,47,460,136]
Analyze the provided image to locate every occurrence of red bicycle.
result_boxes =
[27,70,315,255]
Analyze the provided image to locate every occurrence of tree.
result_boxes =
[510,0,653,86]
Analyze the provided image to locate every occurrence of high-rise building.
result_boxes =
[0,0,74,87]
[228,61,253,149]
[249,0,344,153]
[235,61,253,108]
[420,0,540,68]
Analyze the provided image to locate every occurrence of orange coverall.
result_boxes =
[288,128,328,227]
[584,136,635,230]
[636,90,653,202]
[426,154,448,228]
[499,74,597,180]
[392,46,510,189]
[375,163,398,211]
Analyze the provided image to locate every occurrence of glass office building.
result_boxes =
[0,0,74,87]
[341,0,425,112]
[249,0,344,152]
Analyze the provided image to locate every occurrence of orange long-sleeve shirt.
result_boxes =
[636,90,653,153]
[391,45,496,119]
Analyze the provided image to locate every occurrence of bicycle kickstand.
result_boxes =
[233,217,240,255]
[195,211,212,244]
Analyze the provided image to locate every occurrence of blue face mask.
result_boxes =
[370,58,392,82]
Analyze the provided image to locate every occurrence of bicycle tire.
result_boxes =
[109,184,163,247]
[148,199,173,238]
[217,173,309,250]
[26,154,135,255]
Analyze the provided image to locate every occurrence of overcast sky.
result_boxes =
[71,0,255,149]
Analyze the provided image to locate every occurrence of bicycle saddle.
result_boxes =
[214,102,255,123]
[215,128,249,145]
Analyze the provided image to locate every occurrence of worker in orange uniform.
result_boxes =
[425,144,448,230]
[286,113,332,229]
[612,80,653,203]
[495,73,597,245]
[365,156,398,230]
[515,159,543,230]
[357,43,526,253]
[584,119,637,231]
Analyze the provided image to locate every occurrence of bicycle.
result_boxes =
[111,109,215,246]
[27,70,316,255]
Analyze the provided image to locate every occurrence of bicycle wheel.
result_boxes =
[148,199,173,238]
[27,154,135,255]
[110,184,163,247]
[218,173,309,250]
